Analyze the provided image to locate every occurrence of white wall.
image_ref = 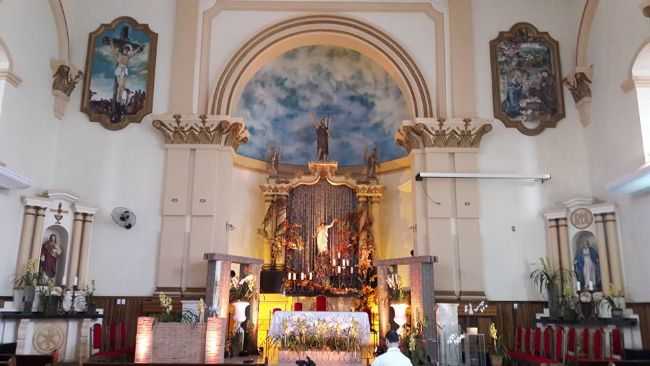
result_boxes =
[585,1,650,302]
[4,0,642,302]
[473,0,590,300]
[51,0,176,296]
[228,166,267,259]
[0,0,60,295]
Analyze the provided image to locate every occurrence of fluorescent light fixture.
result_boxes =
[415,172,551,183]
[0,164,32,189]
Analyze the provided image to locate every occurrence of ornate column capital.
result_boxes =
[356,184,384,202]
[152,114,249,150]
[395,118,492,152]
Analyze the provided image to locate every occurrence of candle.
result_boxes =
[576,281,581,292]
[338,252,341,259]
[332,259,336,266]
[588,281,594,291]
[309,272,313,280]
[300,272,305,281]
[350,267,354,274]
[74,276,78,286]
[337,266,341,274]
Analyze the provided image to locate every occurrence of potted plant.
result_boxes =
[41,280,62,315]
[386,271,410,333]
[13,260,40,313]
[601,295,624,318]
[229,273,256,356]
[529,257,572,319]
[489,322,510,366]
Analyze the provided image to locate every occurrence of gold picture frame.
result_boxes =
[490,23,565,136]
[80,16,158,131]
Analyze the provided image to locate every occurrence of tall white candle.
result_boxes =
[576,281,581,291]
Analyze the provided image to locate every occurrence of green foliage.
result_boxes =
[529,257,573,296]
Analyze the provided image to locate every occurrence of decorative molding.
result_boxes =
[0,71,21,87]
[395,118,492,152]
[152,114,248,149]
[199,1,446,117]
[564,0,599,127]
[622,40,650,92]
[51,60,82,120]
[563,69,593,127]
[209,14,433,119]
[0,37,21,87]
[642,0,650,17]
[260,160,384,200]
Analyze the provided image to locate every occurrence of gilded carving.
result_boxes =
[33,323,65,354]
[395,118,492,152]
[563,71,592,104]
[152,114,248,149]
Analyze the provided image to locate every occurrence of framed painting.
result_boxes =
[490,22,565,136]
[81,16,158,131]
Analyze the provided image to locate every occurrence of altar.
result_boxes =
[268,311,371,365]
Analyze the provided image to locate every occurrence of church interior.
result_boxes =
[1,0,650,365]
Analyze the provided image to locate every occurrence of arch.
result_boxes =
[0,37,21,87]
[209,15,434,119]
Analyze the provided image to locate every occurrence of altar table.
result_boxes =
[269,311,371,345]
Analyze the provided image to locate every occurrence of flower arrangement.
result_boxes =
[157,292,177,322]
[14,259,40,289]
[488,323,510,361]
[269,316,362,353]
[386,271,410,303]
[230,274,256,303]
[401,318,433,366]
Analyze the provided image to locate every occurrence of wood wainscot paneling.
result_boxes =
[629,303,650,350]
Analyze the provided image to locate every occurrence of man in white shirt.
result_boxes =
[371,330,413,366]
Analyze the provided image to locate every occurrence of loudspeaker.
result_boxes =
[260,269,285,293]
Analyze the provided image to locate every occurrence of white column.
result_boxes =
[29,207,47,261]
[66,212,84,287]
[16,206,36,274]
[77,214,94,286]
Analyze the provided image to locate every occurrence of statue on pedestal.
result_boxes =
[39,234,62,281]
[315,219,337,253]
[267,146,280,177]
[313,116,331,161]
[364,147,379,180]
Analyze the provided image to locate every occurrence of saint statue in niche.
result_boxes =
[315,219,337,253]
[573,232,601,291]
[313,116,331,161]
[39,234,62,281]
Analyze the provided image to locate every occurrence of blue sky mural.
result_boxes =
[235,45,410,166]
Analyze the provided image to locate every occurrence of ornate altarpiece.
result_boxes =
[259,161,383,296]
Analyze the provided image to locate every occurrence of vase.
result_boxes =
[45,296,60,316]
[22,286,35,313]
[391,303,409,334]
[231,301,249,356]
[547,284,561,318]
[13,288,24,312]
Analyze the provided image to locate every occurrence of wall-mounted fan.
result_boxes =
[111,207,136,230]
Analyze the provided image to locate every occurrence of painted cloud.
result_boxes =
[235,46,410,166]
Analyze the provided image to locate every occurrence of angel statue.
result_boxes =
[267,145,280,177]
[312,115,331,161]
[364,146,379,180]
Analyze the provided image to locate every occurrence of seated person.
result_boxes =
[371,330,412,366]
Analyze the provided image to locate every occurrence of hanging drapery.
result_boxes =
[287,180,357,274]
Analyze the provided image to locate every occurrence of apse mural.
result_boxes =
[235,45,410,166]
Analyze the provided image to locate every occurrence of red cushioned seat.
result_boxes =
[315,295,327,311]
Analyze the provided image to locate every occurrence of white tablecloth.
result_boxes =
[269,311,371,345]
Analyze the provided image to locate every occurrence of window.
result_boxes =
[633,43,650,162]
